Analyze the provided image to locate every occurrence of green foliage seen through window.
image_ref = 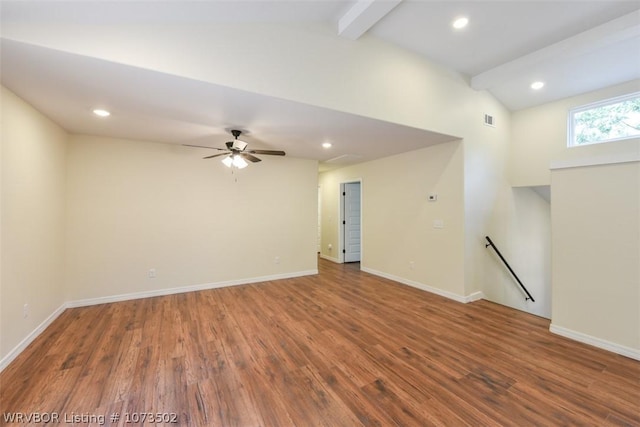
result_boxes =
[571,94,640,146]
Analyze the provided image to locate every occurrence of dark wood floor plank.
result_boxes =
[1,259,639,426]
[319,365,404,427]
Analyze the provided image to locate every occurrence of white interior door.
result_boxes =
[343,182,361,263]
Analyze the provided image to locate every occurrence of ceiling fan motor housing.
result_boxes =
[232,140,248,151]
[230,129,248,151]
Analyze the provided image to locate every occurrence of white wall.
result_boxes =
[317,97,552,316]
[510,80,640,353]
[462,94,551,317]
[1,20,547,312]
[320,141,467,300]
[481,187,551,318]
[1,90,319,367]
[551,161,639,357]
[3,20,635,359]
[511,79,640,187]
[1,87,68,360]
[65,135,318,301]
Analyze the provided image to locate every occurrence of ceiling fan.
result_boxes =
[186,129,285,169]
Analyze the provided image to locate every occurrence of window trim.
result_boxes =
[568,91,640,147]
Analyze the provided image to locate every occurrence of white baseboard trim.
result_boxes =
[67,270,318,308]
[0,302,68,373]
[0,269,317,373]
[465,290,485,303]
[319,254,341,264]
[361,267,483,304]
[550,324,640,361]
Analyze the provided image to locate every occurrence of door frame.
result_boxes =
[339,179,362,264]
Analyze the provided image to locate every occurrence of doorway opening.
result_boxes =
[340,181,361,264]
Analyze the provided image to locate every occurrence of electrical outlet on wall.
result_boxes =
[23,303,29,319]
[148,268,156,278]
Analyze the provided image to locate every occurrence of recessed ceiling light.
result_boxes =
[92,109,111,117]
[452,17,469,29]
[530,81,545,90]
[322,142,332,149]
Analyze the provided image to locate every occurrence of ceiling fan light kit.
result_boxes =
[185,129,286,169]
[223,154,248,169]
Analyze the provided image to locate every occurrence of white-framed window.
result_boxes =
[568,92,640,147]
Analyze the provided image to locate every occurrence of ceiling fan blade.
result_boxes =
[248,149,286,156]
[241,153,262,163]
[203,152,230,159]
[184,144,228,151]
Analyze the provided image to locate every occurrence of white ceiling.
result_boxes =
[372,1,639,76]
[1,0,639,170]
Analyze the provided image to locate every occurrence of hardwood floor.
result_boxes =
[1,259,639,426]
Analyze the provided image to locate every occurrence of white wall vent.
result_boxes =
[484,114,495,127]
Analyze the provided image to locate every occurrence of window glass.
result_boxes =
[569,92,640,146]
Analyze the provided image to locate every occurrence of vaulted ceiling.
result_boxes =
[2,1,638,170]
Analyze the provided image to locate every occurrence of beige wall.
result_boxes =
[511,80,640,187]
[320,141,467,298]
[1,19,548,312]
[65,135,318,301]
[481,187,551,318]
[551,161,639,353]
[318,95,552,317]
[509,80,640,346]
[1,87,68,359]
[1,92,318,365]
[463,93,551,317]
[3,21,635,360]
